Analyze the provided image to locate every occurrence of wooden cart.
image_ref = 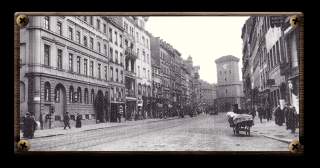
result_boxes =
[229,118,253,136]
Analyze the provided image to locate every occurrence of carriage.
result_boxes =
[227,112,253,136]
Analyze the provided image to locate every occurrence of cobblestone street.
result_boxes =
[24,113,292,151]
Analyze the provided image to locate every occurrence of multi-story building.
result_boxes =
[110,16,138,120]
[241,16,299,114]
[149,32,163,118]
[280,16,300,113]
[20,16,111,129]
[174,49,182,114]
[133,16,152,119]
[103,17,125,122]
[184,56,196,109]
[180,61,188,109]
[199,80,217,110]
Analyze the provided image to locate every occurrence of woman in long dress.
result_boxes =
[76,113,82,128]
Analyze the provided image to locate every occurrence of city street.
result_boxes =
[27,113,289,151]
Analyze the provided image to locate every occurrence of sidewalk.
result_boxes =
[20,116,180,140]
[250,116,299,143]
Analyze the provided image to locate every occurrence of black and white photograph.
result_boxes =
[15,12,303,153]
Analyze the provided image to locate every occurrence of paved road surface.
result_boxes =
[28,113,289,151]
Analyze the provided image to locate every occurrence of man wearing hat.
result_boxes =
[64,112,71,129]
[23,112,37,138]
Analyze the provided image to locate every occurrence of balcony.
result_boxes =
[126,89,135,98]
[125,48,138,60]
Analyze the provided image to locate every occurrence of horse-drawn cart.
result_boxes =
[227,112,254,136]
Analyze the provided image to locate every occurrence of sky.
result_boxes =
[145,16,250,84]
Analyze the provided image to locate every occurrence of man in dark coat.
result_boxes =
[76,113,82,128]
[274,106,285,126]
[265,103,272,121]
[64,112,71,129]
[23,112,37,138]
[257,104,265,123]
[285,105,296,133]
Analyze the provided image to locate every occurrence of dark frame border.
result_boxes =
[14,12,304,155]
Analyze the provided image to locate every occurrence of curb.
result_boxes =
[255,132,294,144]
[24,116,182,139]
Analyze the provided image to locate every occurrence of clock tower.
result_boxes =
[214,55,244,112]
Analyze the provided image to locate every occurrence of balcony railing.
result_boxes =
[126,89,135,97]
[125,48,138,59]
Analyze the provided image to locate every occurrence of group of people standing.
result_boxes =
[63,112,82,129]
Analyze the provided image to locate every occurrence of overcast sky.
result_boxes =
[145,16,250,84]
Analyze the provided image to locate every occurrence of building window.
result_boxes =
[98,63,101,79]
[110,67,113,81]
[137,48,139,58]
[44,16,49,30]
[142,36,145,45]
[85,115,89,119]
[110,48,113,61]
[120,35,122,47]
[120,53,123,64]
[97,19,100,30]
[147,54,149,63]
[90,37,93,49]
[146,39,149,48]
[57,21,62,35]
[276,41,280,63]
[109,28,112,42]
[69,53,73,72]
[138,66,140,77]
[115,51,118,63]
[143,68,146,78]
[90,61,94,77]
[20,81,25,102]
[104,44,107,56]
[77,56,80,74]
[89,16,93,25]
[77,87,81,103]
[44,82,50,101]
[103,24,106,34]
[44,44,50,66]
[84,88,88,103]
[148,70,149,80]
[84,36,87,47]
[115,31,118,45]
[91,89,94,103]
[55,116,61,121]
[84,59,88,76]
[143,51,146,62]
[121,70,123,83]
[116,69,118,82]
[69,86,74,103]
[76,31,80,43]
[111,88,114,100]
[136,32,139,42]
[105,66,108,80]
[84,16,87,22]
[97,42,100,53]
[68,27,73,40]
[55,86,60,102]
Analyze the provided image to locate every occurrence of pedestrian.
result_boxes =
[23,112,37,139]
[250,107,256,119]
[274,103,285,126]
[76,113,82,128]
[64,112,71,129]
[257,104,265,123]
[233,104,241,114]
[118,110,122,123]
[265,103,272,121]
[285,105,296,133]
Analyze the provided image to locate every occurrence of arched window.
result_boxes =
[54,85,60,102]
[84,88,88,103]
[44,82,51,101]
[77,87,82,103]
[143,85,146,96]
[69,86,74,102]
[91,89,94,103]
[20,81,25,102]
